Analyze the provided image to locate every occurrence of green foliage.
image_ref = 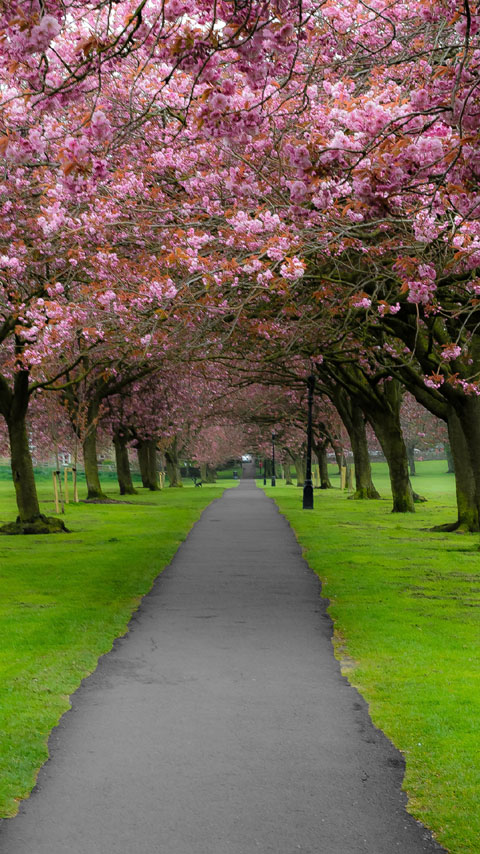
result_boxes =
[265,461,479,854]
[0,474,231,817]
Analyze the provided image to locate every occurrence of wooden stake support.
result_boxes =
[73,467,79,503]
[52,471,60,514]
[62,467,79,504]
[340,466,347,490]
[158,472,165,489]
[64,468,70,504]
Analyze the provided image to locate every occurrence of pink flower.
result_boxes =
[407,265,436,304]
[90,111,112,143]
[222,80,235,96]
[164,0,189,20]
[276,23,295,44]
[456,14,480,37]
[353,297,371,309]
[280,257,305,281]
[98,290,116,307]
[425,376,444,389]
[410,89,430,111]
[441,344,462,361]
[418,264,436,281]
[312,182,332,209]
[289,180,308,203]
[28,129,46,157]
[407,281,435,305]
[414,213,442,244]
[28,15,61,53]
[209,92,228,113]
[284,144,311,173]
[411,137,444,166]
[164,280,178,299]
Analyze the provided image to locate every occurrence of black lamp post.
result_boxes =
[263,457,267,486]
[303,375,315,509]
[271,432,276,487]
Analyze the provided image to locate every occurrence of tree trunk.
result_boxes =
[334,394,379,499]
[7,409,41,523]
[146,439,160,490]
[0,370,41,523]
[452,395,480,524]
[316,443,332,489]
[350,411,380,499]
[83,416,107,500]
[442,407,480,532]
[368,393,415,513]
[137,439,159,490]
[295,455,306,487]
[374,420,414,511]
[165,437,183,487]
[205,464,216,483]
[113,430,137,495]
[407,443,416,476]
[333,446,342,474]
[3,412,67,533]
[284,460,293,485]
[0,370,67,533]
[444,442,455,474]
[137,441,149,488]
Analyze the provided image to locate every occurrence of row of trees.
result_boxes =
[0,355,450,518]
[0,1,479,531]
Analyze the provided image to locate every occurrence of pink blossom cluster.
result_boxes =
[280,257,305,281]
[441,344,462,362]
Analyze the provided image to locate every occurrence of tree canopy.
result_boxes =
[1,0,480,529]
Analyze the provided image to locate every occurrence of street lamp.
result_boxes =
[303,375,315,509]
[263,457,267,486]
[271,432,276,487]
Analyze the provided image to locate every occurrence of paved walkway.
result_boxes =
[241,459,257,478]
[0,482,444,853]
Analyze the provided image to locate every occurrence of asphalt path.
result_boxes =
[0,481,445,854]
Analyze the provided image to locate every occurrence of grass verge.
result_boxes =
[0,473,233,818]
[263,461,479,854]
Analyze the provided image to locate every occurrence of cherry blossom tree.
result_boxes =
[6,0,480,533]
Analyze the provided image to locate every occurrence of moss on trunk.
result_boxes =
[83,423,108,500]
[113,430,137,495]
[205,464,216,483]
[316,443,332,489]
[165,437,183,487]
[0,370,69,533]
[137,441,149,488]
[295,456,306,487]
[7,410,42,522]
[137,439,159,490]
[368,384,414,513]
[441,408,480,532]
[333,390,379,500]
[376,427,414,512]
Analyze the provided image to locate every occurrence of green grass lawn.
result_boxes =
[262,460,479,854]
[0,469,233,818]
